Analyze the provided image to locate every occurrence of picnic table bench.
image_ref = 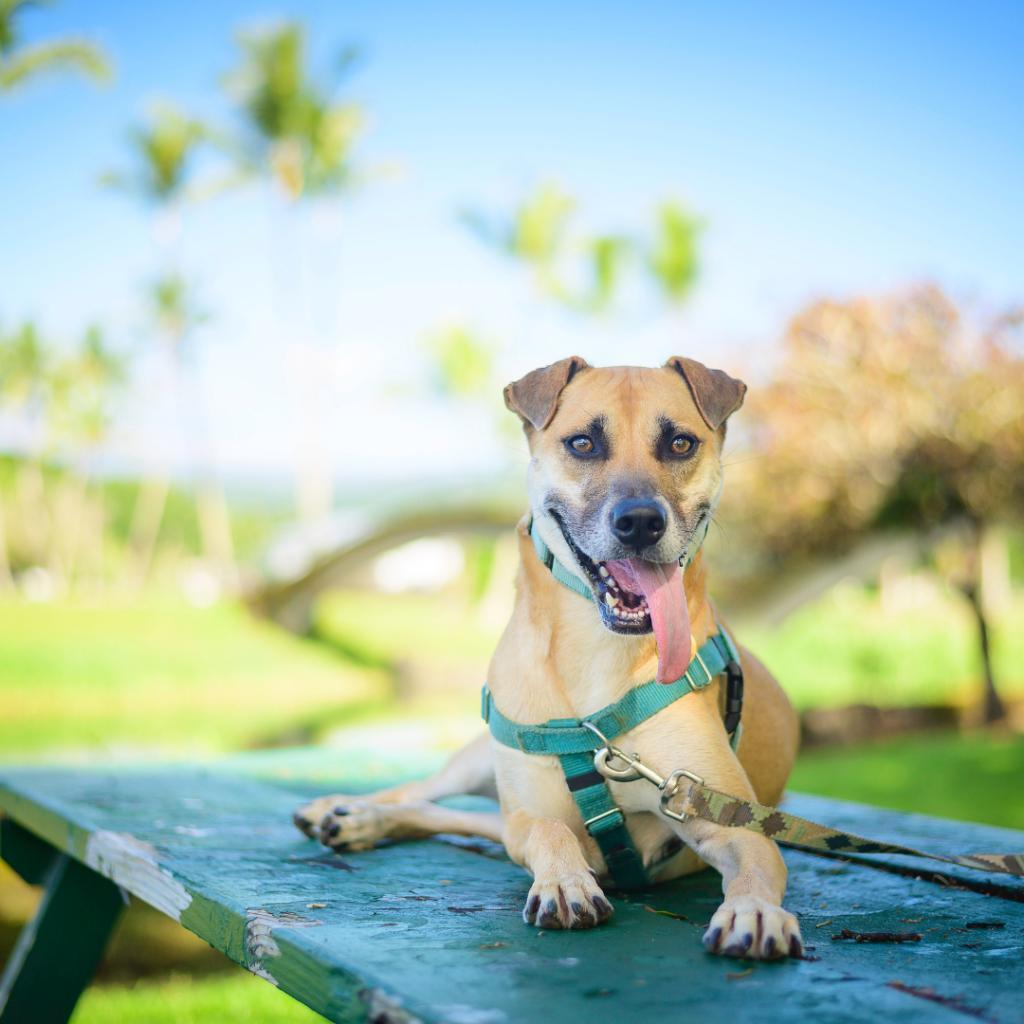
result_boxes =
[1,748,1023,1024]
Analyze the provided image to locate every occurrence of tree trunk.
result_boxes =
[128,475,170,589]
[0,489,13,589]
[960,522,1006,725]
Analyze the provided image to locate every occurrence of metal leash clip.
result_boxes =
[583,721,704,823]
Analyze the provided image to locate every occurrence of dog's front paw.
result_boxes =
[292,794,370,839]
[317,803,392,852]
[522,872,614,930]
[703,896,803,960]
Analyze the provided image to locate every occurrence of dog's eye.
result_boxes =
[670,434,697,457]
[568,435,595,455]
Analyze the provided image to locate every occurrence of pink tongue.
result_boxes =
[606,560,692,683]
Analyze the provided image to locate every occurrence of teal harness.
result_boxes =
[482,521,743,890]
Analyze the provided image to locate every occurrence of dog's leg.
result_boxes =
[317,800,504,852]
[502,809,614,931]
[294,733,495,838]
[681,817,802,960]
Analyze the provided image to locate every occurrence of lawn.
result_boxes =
[791,731,1024,827]
[72,973,322,1024]
[0,596,385,759]
[740,585,1024,710]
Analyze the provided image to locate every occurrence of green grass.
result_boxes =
[791,731,1024,827]
[0,597,383,759]
[741,586,1024,710]
[72,973,323,1024]
[315,588,503,663]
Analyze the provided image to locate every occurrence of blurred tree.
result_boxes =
[647,201,702,306]
[222,21,368,525]
[729,287,1024,722]
[103,106,235,587]
[0,0,110,92]
[424,323,496,400]
[48,326,126,586]
[461,183,577,302]
[136,273,235,586]
[100,101,208,247]
[0,322,51,580]
[223,22,363,201]
[463,184,700,316]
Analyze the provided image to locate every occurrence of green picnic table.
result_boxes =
[1,748,1022,1024]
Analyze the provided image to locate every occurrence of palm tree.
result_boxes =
[104,104,235,587]
[141,273,235,584]
[101,101,207,251]
[646,201,701,306]
[465,190,701,319]
[0,322,52,582]
[223,21,362,202]
[0,0,110,92]
[461,182,577,302]
[223,21,366,523]
[48,326,125,587]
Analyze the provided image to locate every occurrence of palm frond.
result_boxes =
[647,201,701,304]
[0,37,111,90]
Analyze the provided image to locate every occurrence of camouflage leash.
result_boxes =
[592,740,1024,880]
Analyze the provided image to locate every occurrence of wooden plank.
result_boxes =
[0,848,124,1024]
[1,763,1022,1024]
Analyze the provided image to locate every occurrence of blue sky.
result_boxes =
[2,1,1022,486]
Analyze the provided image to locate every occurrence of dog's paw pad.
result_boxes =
[522,872,613,930]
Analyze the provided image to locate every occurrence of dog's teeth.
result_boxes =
[604,593,616,608]
[598,565,609,579]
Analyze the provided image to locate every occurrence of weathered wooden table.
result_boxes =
[1,751,1022,1024]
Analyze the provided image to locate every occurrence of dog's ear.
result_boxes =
[503,356,590,431]
[665,356,746,430]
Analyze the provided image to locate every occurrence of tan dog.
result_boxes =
[294,357,803,960]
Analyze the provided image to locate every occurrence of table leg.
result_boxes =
[1,823,123,1024]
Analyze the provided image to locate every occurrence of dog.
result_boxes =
[294,357,803,960]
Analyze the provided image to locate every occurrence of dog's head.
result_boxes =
[505,356,745,682]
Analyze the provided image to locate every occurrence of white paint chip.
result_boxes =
[245,908,322,988]
[84,831,191,921]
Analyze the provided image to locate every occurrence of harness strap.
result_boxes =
[557,748,650,889]
[482,631,738,756]
[483,630,739,890]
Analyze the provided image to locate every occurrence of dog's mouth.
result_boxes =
[549,513,693,683]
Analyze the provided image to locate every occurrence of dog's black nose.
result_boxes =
[610,499,666,549]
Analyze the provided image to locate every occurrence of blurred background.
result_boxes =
[1,1,1022,1020]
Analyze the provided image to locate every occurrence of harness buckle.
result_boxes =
[583,807,623,831]
[722,660,744,736]
[690,648,713,688]
[659,769,705,822]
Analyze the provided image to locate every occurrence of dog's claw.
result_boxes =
[292,812,315,838]
[522,872,613,930]
[705,897,802,960]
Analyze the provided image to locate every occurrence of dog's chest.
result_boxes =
[492,699,712,844]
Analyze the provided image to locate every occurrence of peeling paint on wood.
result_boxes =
[83,830,191,920]
[245,908,321,984]
[359,986,424,1024]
